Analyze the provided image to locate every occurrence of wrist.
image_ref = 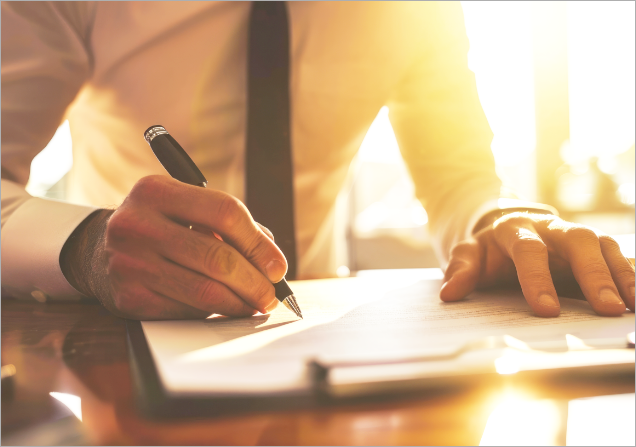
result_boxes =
[472,207,555,234]
[60,208,114,298]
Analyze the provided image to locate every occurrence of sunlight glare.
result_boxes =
[26,121,73,197]
[568,2,635,161]
[480,397,561,446]
[494,351,520,375]
[358,107,401,164]
[566,393,635,446]
[462,2,536,169]
[49,392,82,422]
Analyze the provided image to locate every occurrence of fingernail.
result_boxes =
[265,300,279,313]
[266,259,285,282]
[538,294,559,307]
[599,288,623,304]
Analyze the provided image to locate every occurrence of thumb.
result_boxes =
[440,239,481,302]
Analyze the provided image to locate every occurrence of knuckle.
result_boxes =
[564,226,599,244]
[521,268,553,285]
[450,240,473,257]
[130,175,165,198]
[204,243,238,276]
[216,194,243,229]
[579,260,611,278]
[106,209,131,238]
[510,238,547,258]
[107,252,133,275]
[496,212,530,228]
[244,234,275,264]
[107,208,157,243]
[598,235,621,252]
[614,265,636,279]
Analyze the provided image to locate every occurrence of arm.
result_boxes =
[1,1,97,299]
[387,1,501,267]
[2,3,286,320]
[387,2,634,317]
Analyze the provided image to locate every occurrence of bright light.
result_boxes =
[503,335,531,351]
[480,397,562,446]
[617,183,635,206]
[568,2,635,161]
[494,354,520,375]
[336,265,351,278]
[565,334,593,351]
[26,121,73,197]
[49,392,82,422]
[567,393,635,446]
[410,201,428,226]
[462,2,536,168]
[357,106,401,164]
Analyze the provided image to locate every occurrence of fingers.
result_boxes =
[440,239,481,302]
[128,176,287,283]
[493,218,560,317]
[257,223,275,241]
[106,273,210,321]
[550,226,626,316]
[598,235,635,311]
[114,252,259,317]
[149,217,278,314]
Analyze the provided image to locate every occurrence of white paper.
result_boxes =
[140,271,634,396]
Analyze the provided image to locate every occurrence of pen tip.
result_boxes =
[283,295,303,319]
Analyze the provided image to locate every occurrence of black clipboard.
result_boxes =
[126,319,635,419]
[126,319,330,419]
[126,319,493,419]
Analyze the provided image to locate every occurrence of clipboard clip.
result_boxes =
[309,333,635,397]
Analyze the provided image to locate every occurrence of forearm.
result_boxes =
[60,208,114,300]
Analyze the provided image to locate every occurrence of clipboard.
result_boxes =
[310,333,635,399]
[126,319,321,419]
[125,271,636,419]
[126,318,635,419]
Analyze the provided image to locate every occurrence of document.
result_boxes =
[140,271,635,396]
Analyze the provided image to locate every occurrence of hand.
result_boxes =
[440,212,635,317]
[60,175,287,320]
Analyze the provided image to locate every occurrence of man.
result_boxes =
[2,2,633,320]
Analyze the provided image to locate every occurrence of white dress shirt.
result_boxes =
[2,1,509,300]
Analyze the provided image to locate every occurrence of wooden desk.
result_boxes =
[2,296,634,445]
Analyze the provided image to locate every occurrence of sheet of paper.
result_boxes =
[141,271,634,396]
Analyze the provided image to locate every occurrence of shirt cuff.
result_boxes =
[1,197,98,300]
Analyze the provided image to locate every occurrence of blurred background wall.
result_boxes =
[26,1,635,273]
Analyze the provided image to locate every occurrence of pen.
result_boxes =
[143,125,303,319]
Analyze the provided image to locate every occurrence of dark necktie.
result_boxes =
[245,1,297,279]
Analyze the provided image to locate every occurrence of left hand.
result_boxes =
[440,212,635,317]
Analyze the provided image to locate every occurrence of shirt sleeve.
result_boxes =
[387,1,502,268]
[1,2,97,300]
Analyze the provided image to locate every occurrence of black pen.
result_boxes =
[143,125,303,319]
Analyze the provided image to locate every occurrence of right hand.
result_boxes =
[62,175,288,320]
